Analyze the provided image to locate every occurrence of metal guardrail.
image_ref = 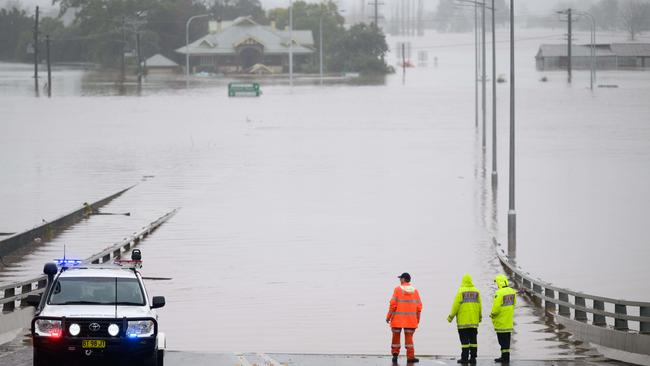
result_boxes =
[494,238,650,334]
[0,209,178,314]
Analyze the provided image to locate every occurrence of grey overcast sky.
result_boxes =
[0,0,618,17]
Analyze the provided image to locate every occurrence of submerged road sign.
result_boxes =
[228,82,261,97]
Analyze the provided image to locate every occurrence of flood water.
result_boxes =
[1,28,649,357]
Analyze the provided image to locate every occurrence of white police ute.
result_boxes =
[27,249,166,366]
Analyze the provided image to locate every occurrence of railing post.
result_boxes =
[532,283,543,306]
[3,288,16,312]
[545,288,556,312]
[574,296,588,322]
[614,304,629,331]
[20,284,33,307]
[558,292,570,316]
[641,306,650,334]
[593,300,606,326]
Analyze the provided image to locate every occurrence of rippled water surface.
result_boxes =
[1,29,649,357]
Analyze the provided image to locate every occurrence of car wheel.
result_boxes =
[157,349,164,366]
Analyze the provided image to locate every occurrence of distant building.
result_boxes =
[536,43,650,71]
[142,54,180,74]
[176,16,314,75]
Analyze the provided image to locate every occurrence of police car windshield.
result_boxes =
[48,277,145,306]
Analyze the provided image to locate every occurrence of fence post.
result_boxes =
[558,292,570,316]
[532,283,543,306]
[545,288,556,312]
[593,300,606,326]
[614,304,629,331]
[20,283,33,307]
[3,288,16,312]
[574,296,588,322]
[641,306,650,334]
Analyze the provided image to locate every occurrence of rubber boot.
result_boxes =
[407,358,419,363]
[392,354,398,363]
[469,347,477,364]
[494,352,510,364]
[457,348,470,364]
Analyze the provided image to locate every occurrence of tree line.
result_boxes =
[0,0,391,75]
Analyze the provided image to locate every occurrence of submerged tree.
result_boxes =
[619,0,650,40]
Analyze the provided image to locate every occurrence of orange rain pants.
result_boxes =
[391,328,416,359]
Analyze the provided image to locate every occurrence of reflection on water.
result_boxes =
[0,29,648,357]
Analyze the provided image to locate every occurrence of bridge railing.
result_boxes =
[494,239,650,335]
[0,209,178,316]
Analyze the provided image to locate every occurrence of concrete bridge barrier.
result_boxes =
[494,239,650,366]
[0,186,134,258]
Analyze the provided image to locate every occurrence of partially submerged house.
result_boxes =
[535,43,650,70]
[142,54,180,74]
[176,16,314,74]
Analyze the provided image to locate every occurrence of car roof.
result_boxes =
[57,266,138,279]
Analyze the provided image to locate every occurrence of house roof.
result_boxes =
[142,54,178,67]
[176,16,314,56]
[536,44,615,58]
[610,43,650,57]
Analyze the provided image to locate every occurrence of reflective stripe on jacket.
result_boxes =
[386,284,422,329]
[490,274,516,333]
[447,273,482,329]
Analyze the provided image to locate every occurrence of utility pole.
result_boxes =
[567,8,573,84]
[46,35,51,98]
[136,31,142,85]
[481,0,487,151]
[508,0,516,259]
[289,0,294,89]
[475,2,479,129]
[121,17,126,82]
[33,6,39,96]
[417,0,424,36]
[491,0,497,187]
[319,8,324,85]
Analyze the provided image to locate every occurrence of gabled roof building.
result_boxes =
[176,16,314,74]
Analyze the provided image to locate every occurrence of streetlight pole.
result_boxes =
[475,2,479,129]
[507,0,516,259]
[185,13,211,87]
[575,11,596,90]
[481,0,487,151]
[289,0,294,89]
[319,8,324,86]
[491,0,497,187]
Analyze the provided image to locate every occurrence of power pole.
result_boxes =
[567,8,573,83]
[491,0,497,188]
[46,35,51,98]
[121,17,126,82]
[508,0,516,259]
[33,6,39,96]
[481,0,487,151]
[136,31,142,85]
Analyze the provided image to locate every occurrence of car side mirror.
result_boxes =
[26,294,41,307]
[151,296,165,309]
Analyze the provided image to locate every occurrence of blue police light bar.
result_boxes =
[55,259,83,267]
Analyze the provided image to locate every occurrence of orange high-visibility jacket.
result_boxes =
[386,284,423,328]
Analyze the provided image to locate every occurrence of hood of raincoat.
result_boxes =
[461,273,474,287]
[495,274,509,289]
[400,284,416,293]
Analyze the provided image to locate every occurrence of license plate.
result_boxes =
[82,340,106,349]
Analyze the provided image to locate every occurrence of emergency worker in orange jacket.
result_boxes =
[386,272,423,363]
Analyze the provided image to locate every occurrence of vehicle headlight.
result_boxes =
[35,319,62,338]
[108,323,120,337]
[69,323,80,336]
[126,320,154,338]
